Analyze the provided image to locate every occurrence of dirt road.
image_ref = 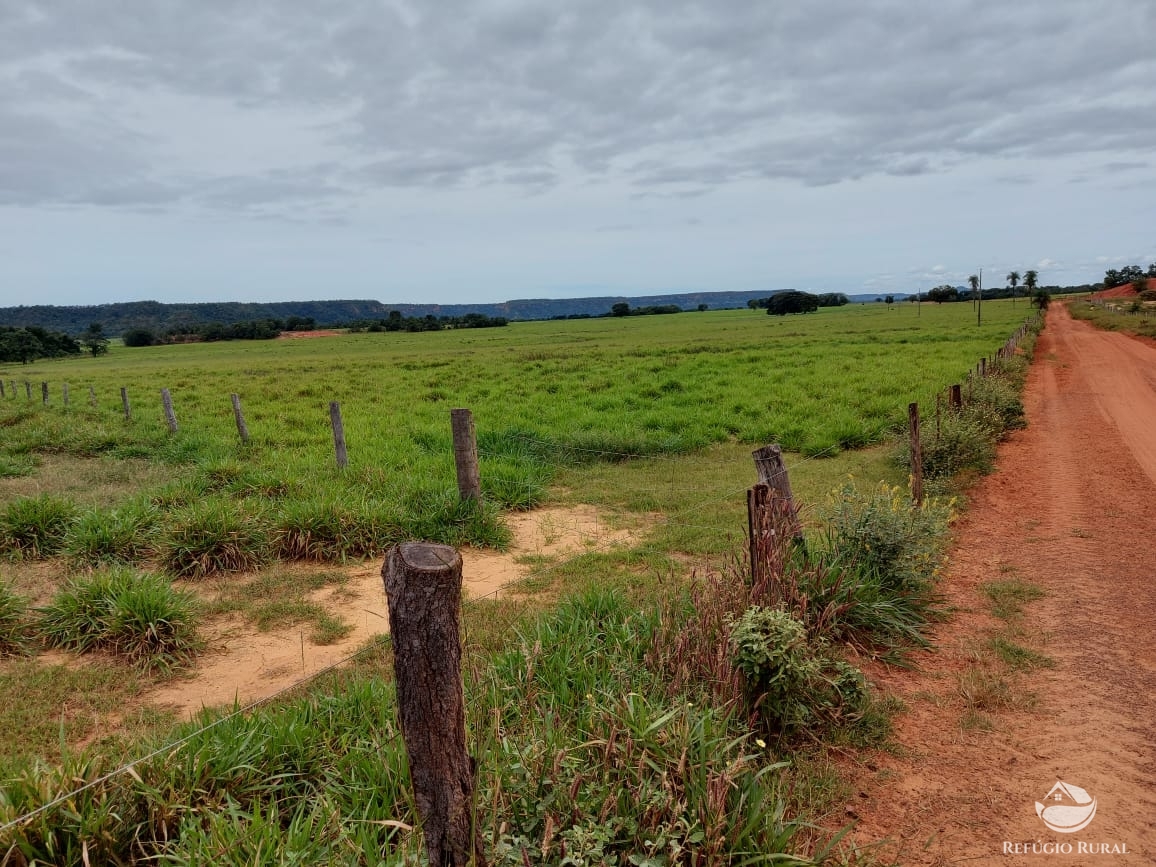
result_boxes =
[848,305,1156,864]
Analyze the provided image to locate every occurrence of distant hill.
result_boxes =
[0,289,925,336]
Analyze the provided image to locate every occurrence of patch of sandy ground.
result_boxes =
[146,505,637,717]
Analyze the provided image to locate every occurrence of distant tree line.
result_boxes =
[123,317,317,347]
[1103,264,1156,289]
[348,311,509,333]
[0,326,82,363]
[608,302,683,317]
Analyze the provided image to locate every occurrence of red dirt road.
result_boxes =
[847,305,1156,864]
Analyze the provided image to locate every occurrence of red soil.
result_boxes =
[844,304,1156,864]
[276,329,345,339]
[1094,277,1155,299]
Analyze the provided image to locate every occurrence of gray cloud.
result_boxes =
[1,0,1154,214]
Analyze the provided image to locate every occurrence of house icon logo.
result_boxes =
[1035,781,1097,833]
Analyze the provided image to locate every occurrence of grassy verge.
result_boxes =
[1067,298,1156,339]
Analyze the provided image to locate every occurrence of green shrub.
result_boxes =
[0,582,31,656]
[65,500,161,566]
[271,498,402,562]
[820,479,953,593]
[38,568,200,672]
[0,494,78,559]
[402,486,511,549]
[158,499,270,578]
[729,606,867,737]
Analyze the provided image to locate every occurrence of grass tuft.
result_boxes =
[158,499,270,578]
[0,581,32,656]
[0,494,78,559]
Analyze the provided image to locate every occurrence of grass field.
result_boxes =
[0,299,1038,864]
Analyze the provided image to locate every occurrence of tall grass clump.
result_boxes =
[402,485,511,549]
[38,568,201,672]
[158,499,270,578]
[0,494,77,559]
[0,582,32,656]
[271,497,402,562]
[64,499,161,566]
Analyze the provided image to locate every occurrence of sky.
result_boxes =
[2,0,1155,308]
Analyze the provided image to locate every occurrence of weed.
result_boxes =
[987,636,1055,671]
[982,579,1045,620]
[0,581,31,656]
[0,494,77,559]
[38,568,201,672]
[158,499,270,578]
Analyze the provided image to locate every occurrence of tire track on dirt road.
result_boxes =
[845,304,1156,865]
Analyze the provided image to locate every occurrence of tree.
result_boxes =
[1007,270,1020,305]
[122,328,156,347]
[610,302,630,317]
[80,322,109,357]
[697,303,708,312]
[1024,269,1039,298]
[927,285,959,303]
[884,294,894,307]
[766,291,820,315]
[1033,290,1050,310]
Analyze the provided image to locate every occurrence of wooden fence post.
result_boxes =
[161,388,178,433]
[41,382,48,405]
[950,383,962,410]
[0,380,5,398]
[230,393,250,444]
[980,357,986,377]
[88,386,97,408]
[63,383,71,407]
[908,402,923,507]
[382,543,487,867]
[751,443,802,541]
[450,408,482,502]
[121,387,132,421]
[329,401,348,468]
[24,381,31,400]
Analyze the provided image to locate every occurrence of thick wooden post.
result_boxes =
[41,382,48,405]
[908,402,923,507]
[751,443,802,541]
[0,380,5,398]
[62,383,70,407]
[950,383,962,411]
[382,543,487,867]
[450,409,482,502]
[121,387,132,421]
[329,401,348,468]
[24,381,31,400]
[230,393,250,444]
[88,386,97,407]
[161,388,178,433]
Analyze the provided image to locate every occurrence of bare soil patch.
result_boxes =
[145,504,639,717]
[845,305,1156,863]
[275,329,345,339]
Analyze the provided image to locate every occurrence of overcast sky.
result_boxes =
[2,0,1154,307]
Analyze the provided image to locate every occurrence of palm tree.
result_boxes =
[968,274,980,309]
[1007,270,1020,305]
[1024,269,1039,305]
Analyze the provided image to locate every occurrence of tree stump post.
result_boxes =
[121,387,132,421]
[41,382,48,405]
[950,383,962,411]
[329,401,348,468]
[751,443,803,542]
[161,388,178,433]
[382,543,487,867]
[231,393,250,444]
[450,409,482,502]
[908,402,923,507]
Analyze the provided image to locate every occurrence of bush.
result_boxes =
[0,495,78,559]
[158,499,270,578]
[65,500,161,566]
[820,479,953,593]
[729,606,867,737]
[121,328,156,347]
[38,568,201,672]
[0,582,31,656]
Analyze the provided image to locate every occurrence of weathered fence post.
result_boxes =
[908,402,923,507]
[88,386,96,408]
[329,401,348,468]
[382,543,487,867]
[24,381,31,400]
[980,357,986,377]
[120,387,132,421]
[62,383,70,407]
[950,383,962,411]
[161,388,178,433]
[230,393,250,444]
[751,443,803,542]
[41,382,48,405]
[0,380,5,398]
[450,408,482,502]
